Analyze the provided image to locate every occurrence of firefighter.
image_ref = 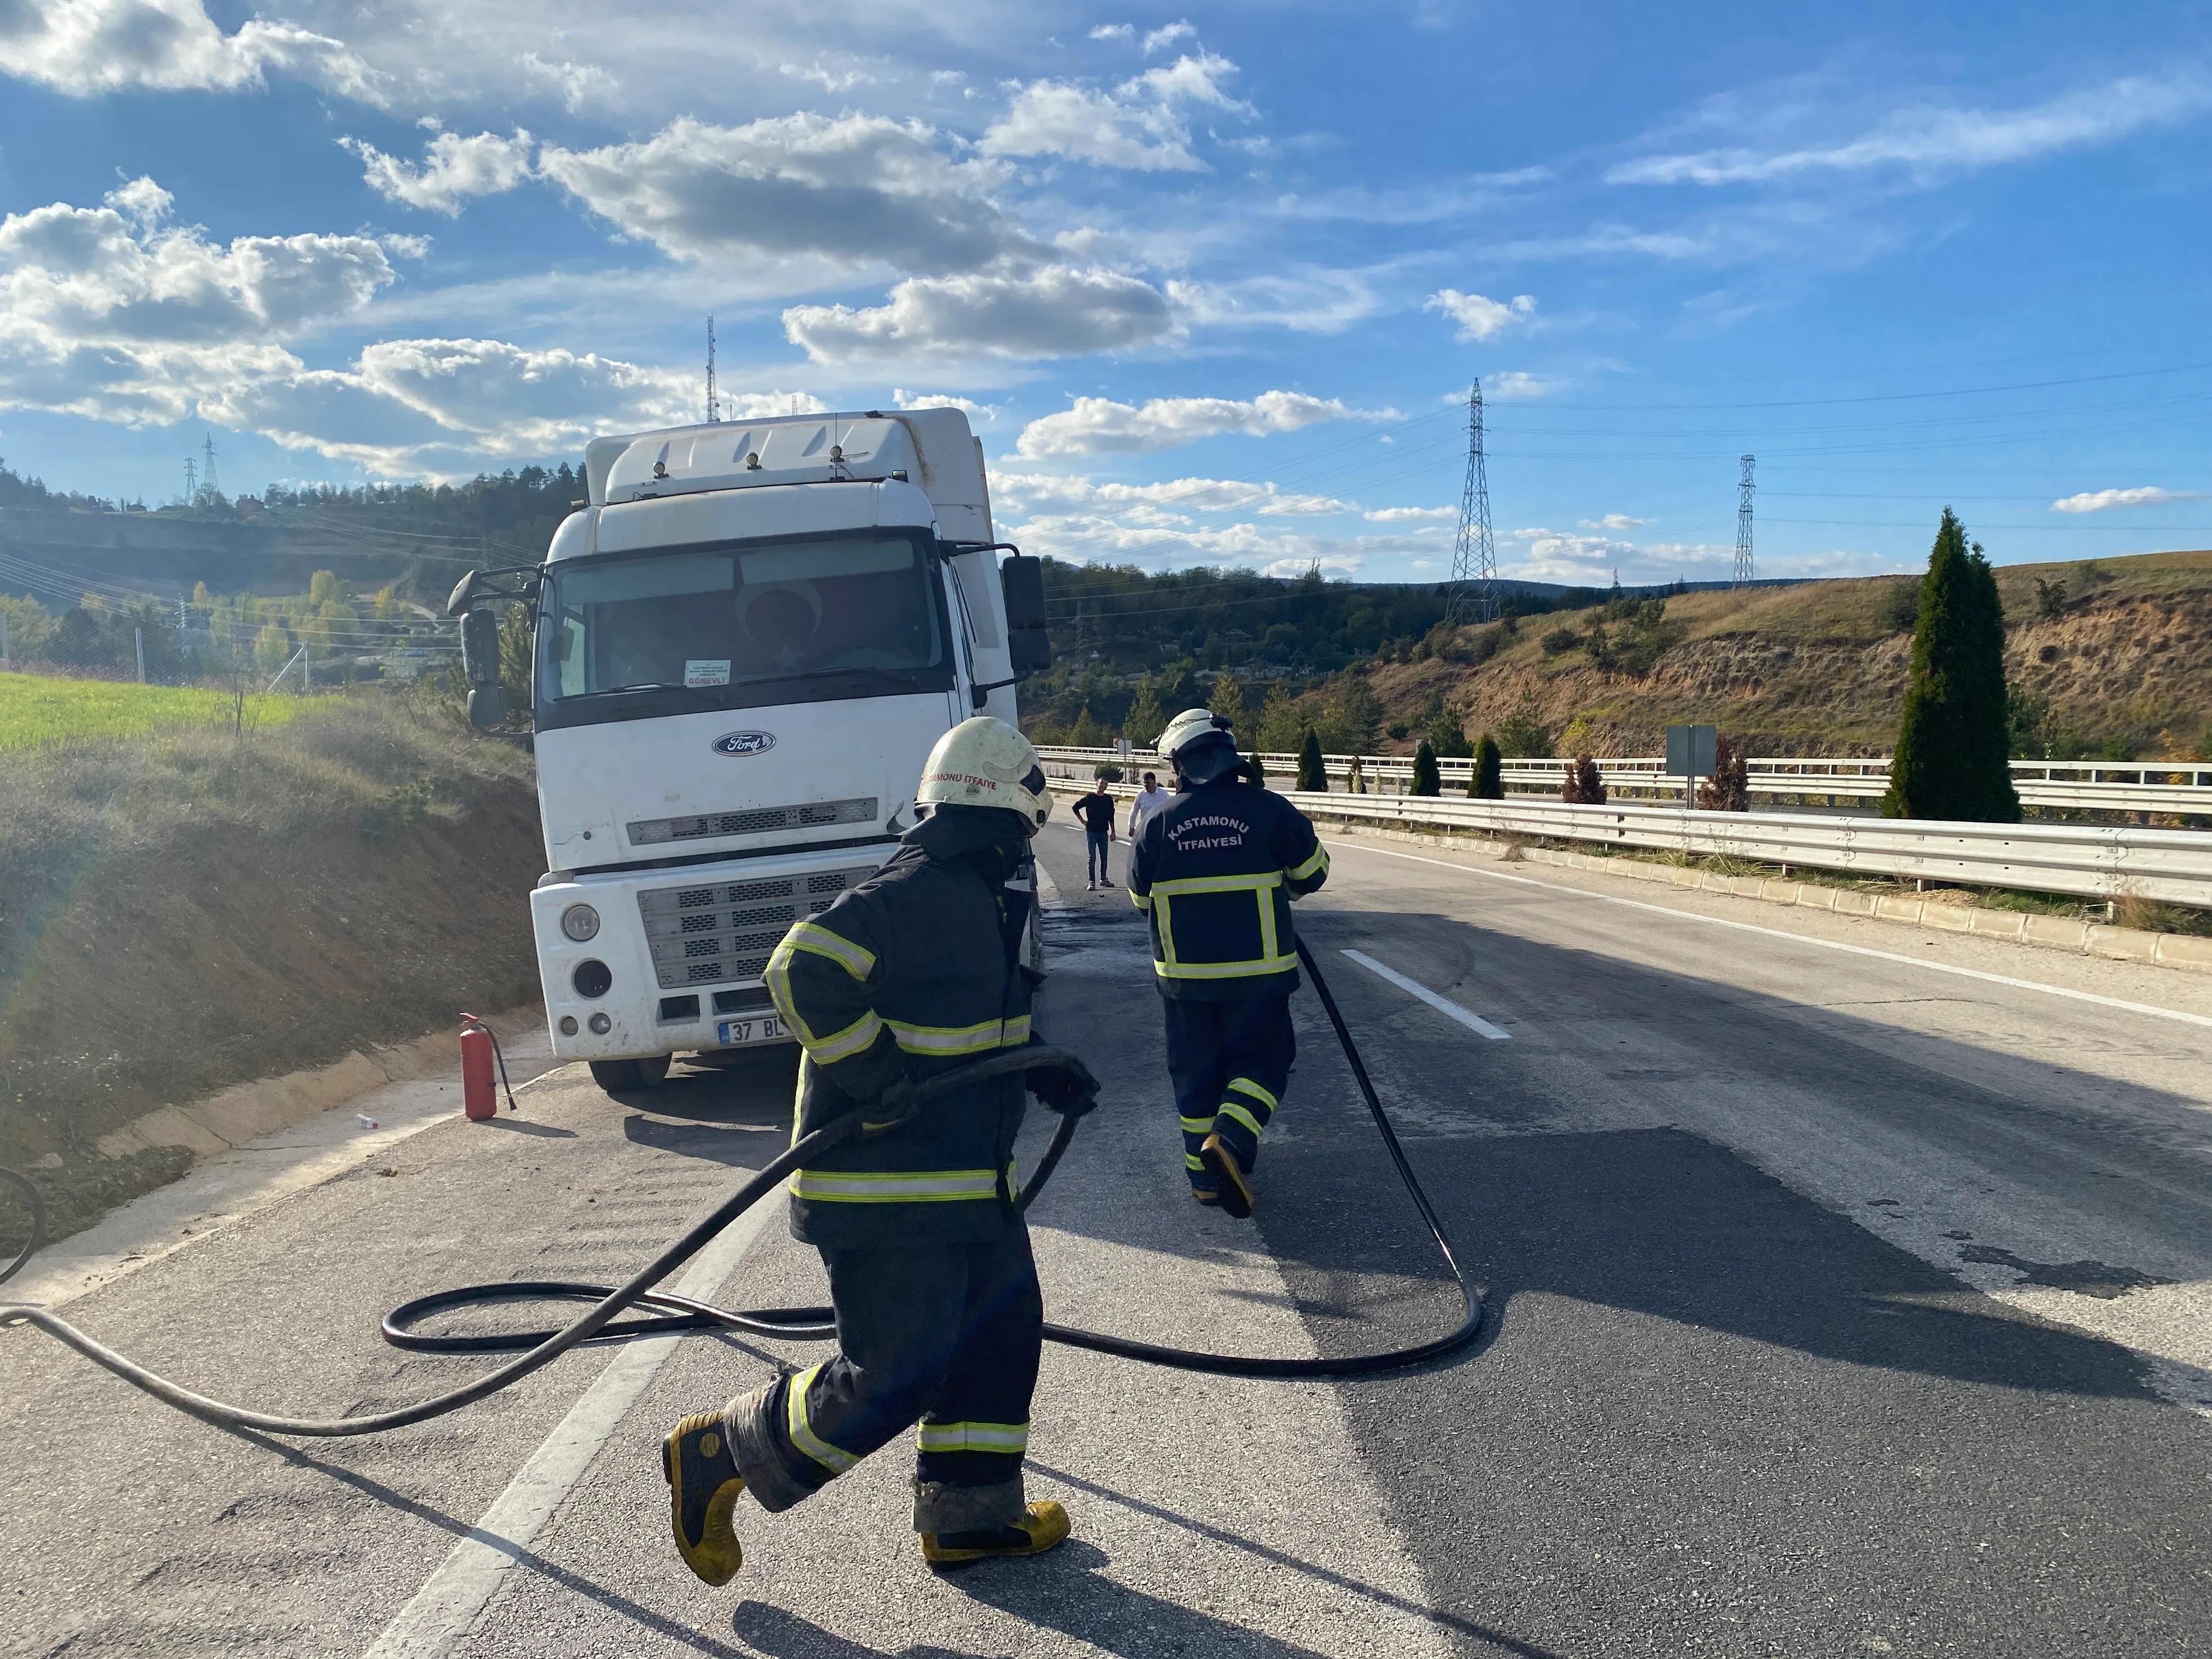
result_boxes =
[1129,708,1329,1217]
[661,716,1087,1584]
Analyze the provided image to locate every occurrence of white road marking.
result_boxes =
[1339,842,2212,1034]
[1341,950,1511,1040]
[362,1184,785,1658]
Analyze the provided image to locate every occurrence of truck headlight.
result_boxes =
[561,903,601,942]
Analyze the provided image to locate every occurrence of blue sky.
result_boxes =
[3,1,2211,588]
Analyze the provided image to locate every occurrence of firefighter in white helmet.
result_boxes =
[1128,708,1328,1216]
[661,716,1086,1583]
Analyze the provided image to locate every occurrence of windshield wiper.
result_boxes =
[752,666,924,689]
[594,682,689,695]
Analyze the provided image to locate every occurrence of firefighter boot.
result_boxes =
[921,1500,1073,1567]
[1199,1132,1255,1218]
[664,1411,746,1585]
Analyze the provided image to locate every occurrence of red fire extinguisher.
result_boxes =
[459,1013,515,1121]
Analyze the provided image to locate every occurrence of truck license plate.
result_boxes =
[715,1014,788,1047]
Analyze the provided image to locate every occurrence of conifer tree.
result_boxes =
[1883,509,2022,822]
[1069,705,1107,749]
[1122,679,1165,748]
[1471,733,1503,799]
[1296,726,1327,792]
[1209,671,1248,738]
[1410,739,1442,795]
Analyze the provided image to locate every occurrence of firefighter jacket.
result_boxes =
[1128,776,1329,1001]
[765,805,1037,1248]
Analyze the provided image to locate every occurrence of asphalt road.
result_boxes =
[2,816,2208,1656]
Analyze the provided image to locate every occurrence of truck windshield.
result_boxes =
[537,533,950,724]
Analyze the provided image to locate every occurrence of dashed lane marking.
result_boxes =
[1335,840,2212,1035]
[1341,949,1512,1040]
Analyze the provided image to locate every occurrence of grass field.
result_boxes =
[0,671,303,749]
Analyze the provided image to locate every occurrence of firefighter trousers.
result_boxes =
[723,1222,1042,1533]
[1163,991,1296,1197]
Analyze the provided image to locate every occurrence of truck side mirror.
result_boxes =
[461,607,501,686]
[1000,554,1051,674]
[446,570,479,616]
[467,685,506,731]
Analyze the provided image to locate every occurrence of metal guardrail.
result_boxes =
[1043,771,2212,906]
[1037,747,2212,819]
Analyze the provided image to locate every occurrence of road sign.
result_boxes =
[1666,724,1717,807]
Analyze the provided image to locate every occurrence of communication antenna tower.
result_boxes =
[182,456,197,506]
[1447,381,1497,624]
[1733,453,1755,588]
[705,315,720,425]
[200,432,220,505]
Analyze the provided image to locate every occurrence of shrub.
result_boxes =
[1561,754,1607,805]
[2034,577,2068,619]
[1494,698,1553,759]
[1541,625,1579,655]
[1471,734,1503,799]
[1296,726,1327,792]
[1696,736,1749,810]
[1410,740,1441,796]
[1386,721,1410,741]
[1881,577,1922,634]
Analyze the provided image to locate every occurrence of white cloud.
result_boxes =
[205,337,708,474]
[1364,505,1457,523]
[994,470,1351,517]
[1488,370,1557,398]
[980,51,1249,172]
[517,51,616,111]
[342,128,535,216]
[784,266,1173,363]
[0,178,396,425]
[1088,22,1133,41]
[0,0,379,99]
[778,59,876,93]
[1425,289,1537,342]
[2049,486,2202,513]
[1580,513,1649,530]
[1609,74,2212,187]
[1165,268,1384,334]
[539,114,1037,274]
[1015,389,1385,458]
[1142,21,1195,54]
[892,388,1001,421]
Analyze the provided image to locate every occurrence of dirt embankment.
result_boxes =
[0,696,546,1236]
[1355,552,2212,757]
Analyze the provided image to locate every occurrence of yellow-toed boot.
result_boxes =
[663,1412,746,1586]
[920,1500,1072,1567]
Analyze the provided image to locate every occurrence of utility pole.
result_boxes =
[1734,454,1756,588]
[705,315,720,424]
[1446,381,1498,625]
[201,432,220,506]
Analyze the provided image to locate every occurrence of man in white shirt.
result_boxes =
[1126,771,1170,882]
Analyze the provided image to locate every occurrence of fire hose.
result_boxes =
[0,938,1482,1437]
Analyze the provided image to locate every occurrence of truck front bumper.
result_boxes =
[530,843,894,1063]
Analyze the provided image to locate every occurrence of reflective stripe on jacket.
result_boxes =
[766,806,1037,1246]
[1128,777,1328,1000]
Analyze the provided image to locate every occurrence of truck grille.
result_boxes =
[636,862,885,990]
[627,797,879,847]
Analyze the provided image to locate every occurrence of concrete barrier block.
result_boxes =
[1923,904,1974,933]
[2086,924,2159,963]
[2154,933,2212,972]
[1875,895,1925,923]
[1829,890,1879,917]
[2022,914,2090,951]
[1760,879,1803,905]
[1966,909,2027,940]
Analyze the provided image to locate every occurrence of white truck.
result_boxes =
[448,408,1051,1092]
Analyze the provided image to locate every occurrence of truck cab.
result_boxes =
[457,408,1047,1092]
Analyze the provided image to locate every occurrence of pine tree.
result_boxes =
[1883,509,2022,822]
[1069,705,1107,749]
[1410,739,1442,796]
[1296,726,1327,792]
[1254,681,1304,754]
[1209,671,1248,738]
[1471,734,1503,799]
[1122,679,1165,748]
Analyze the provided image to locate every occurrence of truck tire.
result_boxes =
[589,1055,672,1094]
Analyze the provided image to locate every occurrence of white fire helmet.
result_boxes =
[915,716,1051,833]
[1158,706,1236,762]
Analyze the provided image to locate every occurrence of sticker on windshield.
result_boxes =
[685,659,732,687]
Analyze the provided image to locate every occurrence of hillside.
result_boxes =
[1354,550,2212,760]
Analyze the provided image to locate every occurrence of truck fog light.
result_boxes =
[559,1015,578,1036]
[573,958,612,998]
[561,903,600,942]
[588,1012,612,1035]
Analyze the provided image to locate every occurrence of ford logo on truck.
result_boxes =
[711,731,776,757]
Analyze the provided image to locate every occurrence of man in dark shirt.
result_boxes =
[1070,777,1118,890]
